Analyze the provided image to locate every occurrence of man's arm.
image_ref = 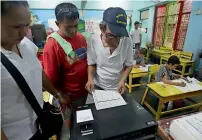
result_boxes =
[42,70,60,96]
[120,66,133,82]
[122,38,134,79]
[130,29,133,42]
[162,76,184,86]
[88,65,96,82]
[86,35,97,93]
[43,39,70,108]
[139,34,142,44]
[117,38,133,94]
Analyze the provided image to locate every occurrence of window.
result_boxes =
[152,0,192,50]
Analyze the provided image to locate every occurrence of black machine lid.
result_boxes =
[91,98,157,139]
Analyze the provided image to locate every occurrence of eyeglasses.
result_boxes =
[57,8,78,16]
[104,33,121,39]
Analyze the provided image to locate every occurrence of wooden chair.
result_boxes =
[141,65,160,107]
[147,64,160,83]
[171,51,181,56]
[159,46,166,51]
[180,51,193,60]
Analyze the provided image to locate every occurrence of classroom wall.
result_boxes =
[183,1,202,67]
[29,0,157,26]
[28,0,81,9]
[30,9,104,26]
[29,0,132,10]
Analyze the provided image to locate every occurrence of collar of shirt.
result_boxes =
[107,40,122,58]
[1,47,13,54]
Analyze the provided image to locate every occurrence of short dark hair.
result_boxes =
[55,3,79,22]
[168,55,180,65]
[1,1,29,16]
[139,48,147,55]
[134,21,140,25]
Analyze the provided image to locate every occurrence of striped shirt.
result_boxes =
[156,65,172,82]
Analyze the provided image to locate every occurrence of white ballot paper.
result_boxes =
[76,109,94,123]
[92,90,127,110]
[138,64,152,72]
[173,77,202,93]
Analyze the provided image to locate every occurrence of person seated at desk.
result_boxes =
[133,48,147,68]
[152,55,185,110]
[127,48,147,85]
[156,55,185,86]
[86,7,133,95]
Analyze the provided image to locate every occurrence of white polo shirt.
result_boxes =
[87,34,133,90]
[1,37,43,140]
[130,28,142,44]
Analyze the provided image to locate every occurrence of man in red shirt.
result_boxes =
[43,3,88,111]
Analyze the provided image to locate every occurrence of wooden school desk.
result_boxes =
[125,67,148,93]
[160,55,194,76]
[141,82,202,120]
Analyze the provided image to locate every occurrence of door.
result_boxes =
[140,19,148,48]
[140,10,149,48]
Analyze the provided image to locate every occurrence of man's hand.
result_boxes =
[58,94,71,112]
[85,79,94,93]
[117,80,126,94]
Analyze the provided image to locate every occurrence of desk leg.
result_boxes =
[141,87,149,105]
[156,99,163,121]
[191,63,194,76]
[160,58,163,64]
[129,74,132,93]
[181,64,186,76]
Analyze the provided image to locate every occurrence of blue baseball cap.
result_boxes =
[103,7,129,37]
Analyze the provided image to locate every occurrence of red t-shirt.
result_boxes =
[43,32,88,101]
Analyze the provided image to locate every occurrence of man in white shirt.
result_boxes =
[1,1,67,139]
[130,21,142,50]
[85,7,133,94]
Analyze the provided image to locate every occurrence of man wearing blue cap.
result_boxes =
[86,7,133,94]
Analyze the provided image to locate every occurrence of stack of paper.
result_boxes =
[92,90,127,110]
[170,112,202,140]
[173,77,202,93]
[76,109,94,123]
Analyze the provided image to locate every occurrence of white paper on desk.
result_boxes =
[92,90,120,102]
[76,109,94,123]
[92,90,127,110]
[138,64,152,72]
[190,77,201,84]
[173,79,202,93]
